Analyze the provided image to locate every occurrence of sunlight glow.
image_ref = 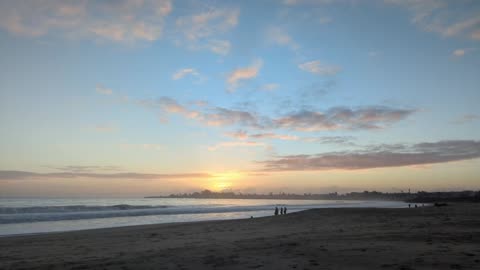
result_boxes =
[208,172,244,191]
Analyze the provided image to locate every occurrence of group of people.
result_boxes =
[274,206,287,215]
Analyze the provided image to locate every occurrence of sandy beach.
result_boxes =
[1,204,479,270]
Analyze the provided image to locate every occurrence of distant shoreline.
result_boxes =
[144,196,403,201]
[145,189,480,203]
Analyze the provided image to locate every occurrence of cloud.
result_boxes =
[205,39,231,55]
[155,97,200,119]
[207,141,267,151]
[203,108,261,127]
[267,27,299,50]
[140,97,263,128]
[96,85,113,95]
[141,96,415,132]
[227,59,263,91]
[172,68,201,80]
[0,0,172,43]
[250,133,298,141]
[225,130,249,140]
[0,170,211,180]
[451,114,480,124]
[385,0,480,41]
[225,130,298,141]
[259,140,480,171]
[120,143,163,151]
[284,0,336,5]
[302,136,356,145]
[94,124,116,133]
[226,131,356,145]
[453,49,466,57]
[274,106,415,131]
[472,29,480,40]
[452,48,476,57]
[261,83,280,91]
[47,165,123,173]
[298,60,341,76]
[175,7,239,55]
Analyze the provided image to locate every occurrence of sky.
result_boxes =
[0,0,479,197]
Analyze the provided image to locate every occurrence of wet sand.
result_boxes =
[1,203,479,269]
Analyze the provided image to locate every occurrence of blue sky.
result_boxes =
[0,0,479,197]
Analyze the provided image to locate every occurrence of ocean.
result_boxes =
[0,198,408,236]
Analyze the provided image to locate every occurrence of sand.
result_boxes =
[1,203,479,270]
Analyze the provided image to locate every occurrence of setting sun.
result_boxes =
[207,172,244,191]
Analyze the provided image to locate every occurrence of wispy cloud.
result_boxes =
[120,143,163,151]
[451,114,480,124]
[96,85,113,95]
[175,7,239,55]
[152,97,200,120]
[46,165,123,173]
[452,48,476,57]
[94,124,116,133]
[261,83,280,91]
[172,68,202,81]
[302,136,356,145]
[225,130,298,141]
[260,140,480,171]
[140,96,414,132]
[207,141,267,151]
[0,170,211,180]
[453,49,466,57]
[205,39,231,55]
[227,59,263,92]
[267,27,299,50]
[472,29,480,40]
[275,106,415,131]
[0,0,172,43]
[140,97,263,128]
[386,0,480,41]
[298,60,341,76]
[203,107,261,127]
[284,0,337,5]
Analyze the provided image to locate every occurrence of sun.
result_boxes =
[208,172,243,192]
[211,181,232,192]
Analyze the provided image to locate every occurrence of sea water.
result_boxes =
[0,198,408,236]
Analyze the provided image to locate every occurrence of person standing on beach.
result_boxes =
[284,207,287,214]
[274,207,279,216]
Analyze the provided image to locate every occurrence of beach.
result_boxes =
[1,203,479,270]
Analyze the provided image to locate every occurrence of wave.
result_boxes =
[0,201,405,224]
[0,203,313,224]
[0,204,165,214]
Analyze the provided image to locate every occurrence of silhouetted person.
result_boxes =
[274,207,279,216]
[415,204,418,208]
[408,204,411,208]
[284,207,287,214]
[280,207,284,215]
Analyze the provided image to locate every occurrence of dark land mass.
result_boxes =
[146,189,480,203]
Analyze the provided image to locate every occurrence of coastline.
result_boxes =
[1,204,479,269]
[0,199,407,236]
